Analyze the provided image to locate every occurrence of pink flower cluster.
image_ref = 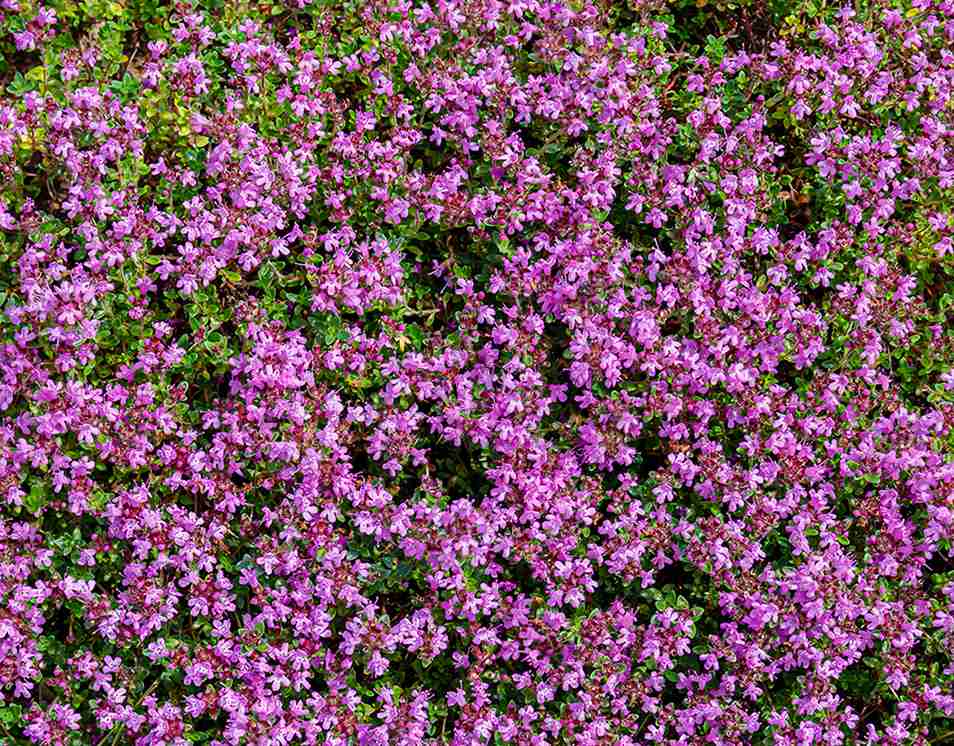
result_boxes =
[0,0,952,743]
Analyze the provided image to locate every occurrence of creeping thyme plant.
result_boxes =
[0,0,953,742]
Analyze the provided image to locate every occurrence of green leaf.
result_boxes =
[24,481,48,514]
[0,704,22,726]
[8,72,33,96]
[704,35,726,64]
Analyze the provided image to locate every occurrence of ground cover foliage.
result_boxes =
[0,0,953,743]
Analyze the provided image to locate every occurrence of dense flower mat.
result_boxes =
[0,0,953,743]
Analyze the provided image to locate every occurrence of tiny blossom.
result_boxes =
[0,0,952,743]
